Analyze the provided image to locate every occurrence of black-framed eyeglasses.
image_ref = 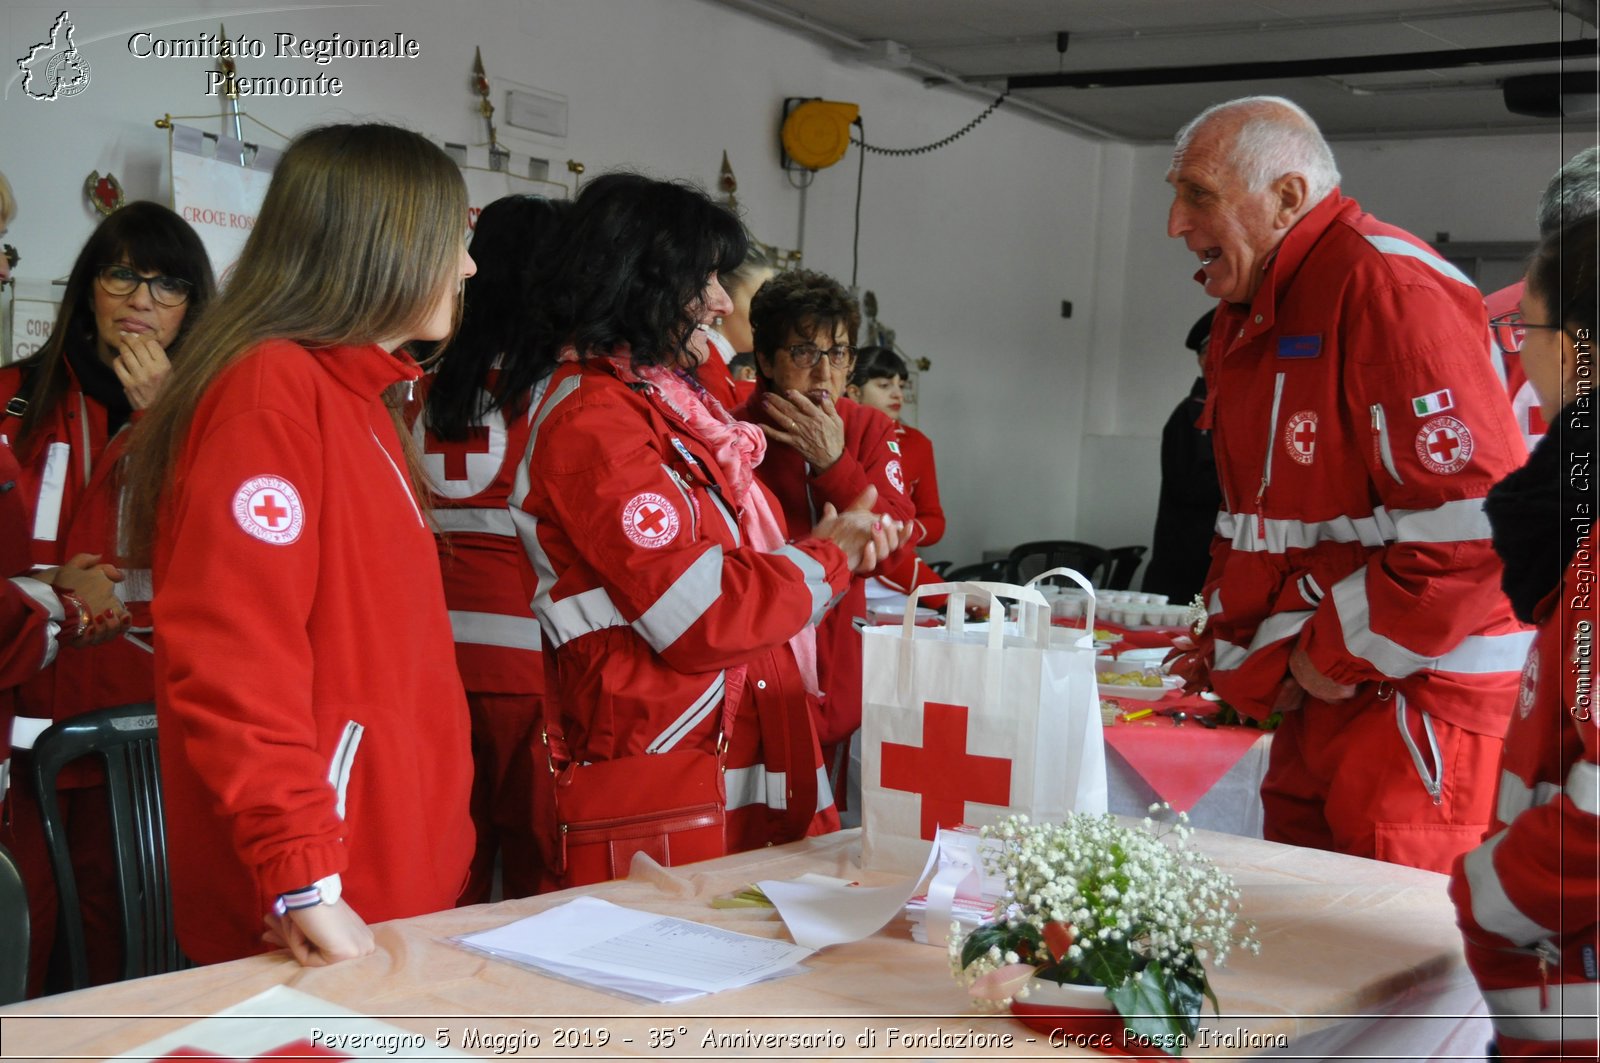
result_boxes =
[783,343,856,368]
[96,264,193,308]
[1490,310,1563,355]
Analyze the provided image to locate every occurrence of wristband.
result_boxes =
[53,588,90,641]
[272,873,343,917]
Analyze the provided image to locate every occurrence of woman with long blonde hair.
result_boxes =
[123,123,476,966]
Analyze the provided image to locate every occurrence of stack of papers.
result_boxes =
[905,891,996,945]
[901,827,1006,948]
[455,896,814,1003]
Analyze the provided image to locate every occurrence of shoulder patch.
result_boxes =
[622,492,680,548]
[885,459,905,493]
[1415,415,1474,475]
[1283,410,1317,465]
[233,475,305,545]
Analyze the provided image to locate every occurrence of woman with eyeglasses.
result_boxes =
[121,124,476,966]
[511,174,900,890]
[0,199,214,992]
[735,269,917,790]
[1448,214,1600,1063]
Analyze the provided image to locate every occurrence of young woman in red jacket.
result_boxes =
[122,124,477,967]
[0,200,213,992]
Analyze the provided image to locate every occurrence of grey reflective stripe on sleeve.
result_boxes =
[707,489,741,546]
[540,586,628,648]
[1215,508,1389,553]
[1211,609,1313,673]
[1482,983,1600,1043]
[1495,769,1566,824]
[1462,831,1553,944]
[633,546,724,654]
[645,671,725,754]
[1568,758,1600,816]
[775,544,832,625]
[10,576,62,669]
[448,610,542,650]
[1365,234,1477,288]
[726,763,834,813]
[431,507,517,536]
[1330,570,1536,677]
[32,441,68,542]
[1390,497,1494,543]
[10,715,52,751]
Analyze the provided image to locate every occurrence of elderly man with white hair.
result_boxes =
[1166,96,1530,873]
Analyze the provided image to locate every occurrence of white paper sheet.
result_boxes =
[455,896,814,1001]
[757,831,945,950]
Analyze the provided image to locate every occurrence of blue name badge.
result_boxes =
[1277,334,1322,358]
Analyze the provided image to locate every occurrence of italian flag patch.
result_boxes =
[1412,389,1454,416]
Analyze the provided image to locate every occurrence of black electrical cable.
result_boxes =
[851,118,865,288]
[848,90,1010,156]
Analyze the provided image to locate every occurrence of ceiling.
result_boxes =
[715,0,1599,142]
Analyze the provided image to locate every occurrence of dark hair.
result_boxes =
[748,268,860,363]
[728,352,757,374]
[13,201,215,455]
[527,172,746,370]
[425,195,568,439]
[1527,214,1599,339]
[1185,309,1216,354]
[849,345,907,388]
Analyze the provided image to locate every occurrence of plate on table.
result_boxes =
[1115,647,1174,670]
[1096,674,1185,700]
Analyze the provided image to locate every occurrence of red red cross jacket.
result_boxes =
[1486,280,1548,452]
[1,443,60,804]
[0,366,155,775]
[411,374,543,696]
[152,340,473,964]
[510,359,851,881]
[1449,554,1599,1061]
[1200,191,1530,740]
[895,422,945,548]
[733,386,917,746]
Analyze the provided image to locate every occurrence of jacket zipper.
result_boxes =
[1370,403,1405,485]
[1255,372,1286,539]
[662,463,700,541]
[369,427,424,526]
[327,720,365,820]
[78,392,93,486]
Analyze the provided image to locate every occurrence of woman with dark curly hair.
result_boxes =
[0,200,214,991]
[511,173,900,889]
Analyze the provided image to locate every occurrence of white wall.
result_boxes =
[0,0,1105,566]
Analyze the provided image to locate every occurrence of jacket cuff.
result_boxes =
[258,840,349,907]
[1299,606,1376,687]
[808,449,870,509]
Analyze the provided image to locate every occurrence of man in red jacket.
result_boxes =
[736,270,917,785]
[1166,96,1529,873]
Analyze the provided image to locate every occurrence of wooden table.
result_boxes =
[0,828,1487,1061]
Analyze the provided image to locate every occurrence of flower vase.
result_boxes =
[1010,978,1172,1057]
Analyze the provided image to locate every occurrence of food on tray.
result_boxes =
[1098,671,1167,687]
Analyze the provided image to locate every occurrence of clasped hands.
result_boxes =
[40,553,131,647]
[1165,637,1357,714]
[811,485,904,574]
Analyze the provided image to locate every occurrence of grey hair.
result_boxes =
[1173,96,1341,202]
[1536,146,1600,237]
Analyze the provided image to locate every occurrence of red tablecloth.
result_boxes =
[1101,691,1266,813]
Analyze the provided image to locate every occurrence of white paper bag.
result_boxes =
[860,572,1108,872]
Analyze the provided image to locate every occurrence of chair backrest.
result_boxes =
[941,558,1012,583]
[0,841,27,1005]
[1105,544,1149,591]
[31,703,188,989]
[1005,540,1112,588]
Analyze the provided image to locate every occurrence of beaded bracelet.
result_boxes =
[53,588,90,641]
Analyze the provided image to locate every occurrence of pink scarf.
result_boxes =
[595,352,822,696]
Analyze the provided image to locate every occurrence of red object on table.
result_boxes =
[1101,695,1264,813]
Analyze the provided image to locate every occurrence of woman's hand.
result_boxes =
[1288,644,1357,703]
[760,390,845,470]
[48,553,131,646]
[811,485,905,574]
[110,332,173,410]
[262,901,375,967]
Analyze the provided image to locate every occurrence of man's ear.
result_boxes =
[1274,173,1310,228]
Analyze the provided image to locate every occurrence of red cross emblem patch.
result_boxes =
[1518,647,1539,720]
[1283,410,1318,465]
[885,458,905,493]
[1415,415,1474,475]
[232,475,305,546]
[622,491,680,549]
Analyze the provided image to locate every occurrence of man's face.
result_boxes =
[1166,121,1288,305]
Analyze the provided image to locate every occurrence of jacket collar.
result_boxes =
[1232,189,1355,336]
[308,342,421,400]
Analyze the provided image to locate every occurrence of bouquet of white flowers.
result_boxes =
[949,810,1258,1054]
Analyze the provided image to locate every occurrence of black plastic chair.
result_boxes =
[0,841,27,1004]
[1004,540,1113,588]
[927,560,953,576]
[31,704,189,989]
[941,558,1012,583]
[1104,545,1149,591]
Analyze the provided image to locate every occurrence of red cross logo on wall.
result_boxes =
[879,701,1013,839]
[1415,415,1474,475]
[252,495,288,528]
[423,426,491,481]
[1283,410,1318,466]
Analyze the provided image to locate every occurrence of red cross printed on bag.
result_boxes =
[1415,415,1474,475]
[880,701,1013,839]
[158,1041,352,1060]
[423,425,491,481]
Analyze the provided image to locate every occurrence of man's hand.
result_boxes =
[760,390,846,470]
[1288,645,1357,703]
[262,901,375,967]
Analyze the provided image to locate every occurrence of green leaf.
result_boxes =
[959,924,1010,970]
[1106,963,1199,1057]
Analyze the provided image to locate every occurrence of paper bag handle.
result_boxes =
[1023,567,1099,646]
[901,580,1051,651]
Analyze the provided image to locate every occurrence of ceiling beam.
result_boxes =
[1558,0,1599,27]
[1001,40,1597,91]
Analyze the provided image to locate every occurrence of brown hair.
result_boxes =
[122,123,467,563]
